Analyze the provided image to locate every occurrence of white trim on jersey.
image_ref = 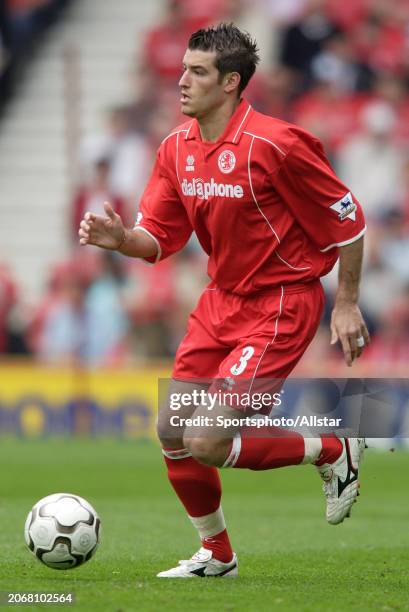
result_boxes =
[232,104,252,143]
[133,226,162,263]
[320,225,367,253]
[247,285,284,396]
[248,136,310,271]
[184,121,194,139]
[176,131,180,183]
[161,128,189,145]
[275,251,310,271]
[243,131,286,157]
[248,136,281,243]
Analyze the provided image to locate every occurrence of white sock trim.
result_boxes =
[302,437,322,464]
[162,448,192,460]
[222,432,241,468]
[188,506,226,539]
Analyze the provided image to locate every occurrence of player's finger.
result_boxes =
[79,237,88,245]
[80,220,90,231]
[362,325,370,345]
[330,325,338,345]
[354,328,367,359]
[339,333,352,366]
[349,334,360,362]
[104,201,116,219]
[78,228,88,239]
[84,211,96,222]
[355,342,363,359]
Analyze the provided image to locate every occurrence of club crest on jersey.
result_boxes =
[218,150,236,174]
[330,192,357,221]
[185,154,195,171]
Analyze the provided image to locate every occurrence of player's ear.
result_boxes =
[224,72,241,94]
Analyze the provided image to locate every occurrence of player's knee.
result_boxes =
[184,437,223,466]
[156,418,169,444]
[156,425,183,452]
[156,415,182,447]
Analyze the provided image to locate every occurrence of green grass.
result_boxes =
[0,438,408,611]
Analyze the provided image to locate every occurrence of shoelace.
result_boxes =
[178,551,210,566]
[318,467,333,482]
[322,481,336,497]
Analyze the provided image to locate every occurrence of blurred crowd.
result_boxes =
[1,0,409,369]
[0,0,74,116]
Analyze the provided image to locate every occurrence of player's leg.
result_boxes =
[156,298,237,577]
[184,398,364,525]
[182,380,339,470]
[183,282,365,524]
[157,382,237,578]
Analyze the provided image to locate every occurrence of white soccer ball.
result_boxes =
[24,493,101,570]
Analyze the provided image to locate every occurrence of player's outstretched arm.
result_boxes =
[330,236,370,367]
[78,202,158,259]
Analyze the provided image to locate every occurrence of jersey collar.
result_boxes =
[184,99,253,145]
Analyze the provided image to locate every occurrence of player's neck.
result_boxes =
[198,98,241,143]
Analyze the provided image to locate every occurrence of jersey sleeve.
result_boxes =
[134,148,193,263]
[273,131,366,252]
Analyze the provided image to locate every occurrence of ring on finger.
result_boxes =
[356,336,365,348]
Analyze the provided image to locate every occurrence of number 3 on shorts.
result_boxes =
[230,346,255,376]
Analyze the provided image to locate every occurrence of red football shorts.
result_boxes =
[172,280,324,412]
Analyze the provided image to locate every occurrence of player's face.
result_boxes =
[179,49,228,118]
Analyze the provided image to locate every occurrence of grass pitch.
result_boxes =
[0,438,408,612]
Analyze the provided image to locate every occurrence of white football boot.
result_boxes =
[317,437,366,525]
[157,547,238,578]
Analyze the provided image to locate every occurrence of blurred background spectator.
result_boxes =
[70,157,129,242]
[0,0,409,373]
[78,105,152,214]
[0,263,18,353]
[336,101,402,218]
[0,0,73,116]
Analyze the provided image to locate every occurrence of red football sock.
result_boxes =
[224,427,343,470]
[163,448,233,563]
[231,427,305,470]
[202,529,233,564]
[315,435,343,466]
[163,449,221,516]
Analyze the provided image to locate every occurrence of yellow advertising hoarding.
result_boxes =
[0,364,171,438]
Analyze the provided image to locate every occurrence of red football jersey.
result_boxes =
[135,99,366,295]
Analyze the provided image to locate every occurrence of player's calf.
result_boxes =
[183,436,231,467]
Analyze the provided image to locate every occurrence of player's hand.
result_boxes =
[78,202,125,250]
[330,301,370,367]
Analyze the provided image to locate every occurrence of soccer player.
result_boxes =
[79,23,370,578]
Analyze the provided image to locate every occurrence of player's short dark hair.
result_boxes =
[188,23,260,95]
